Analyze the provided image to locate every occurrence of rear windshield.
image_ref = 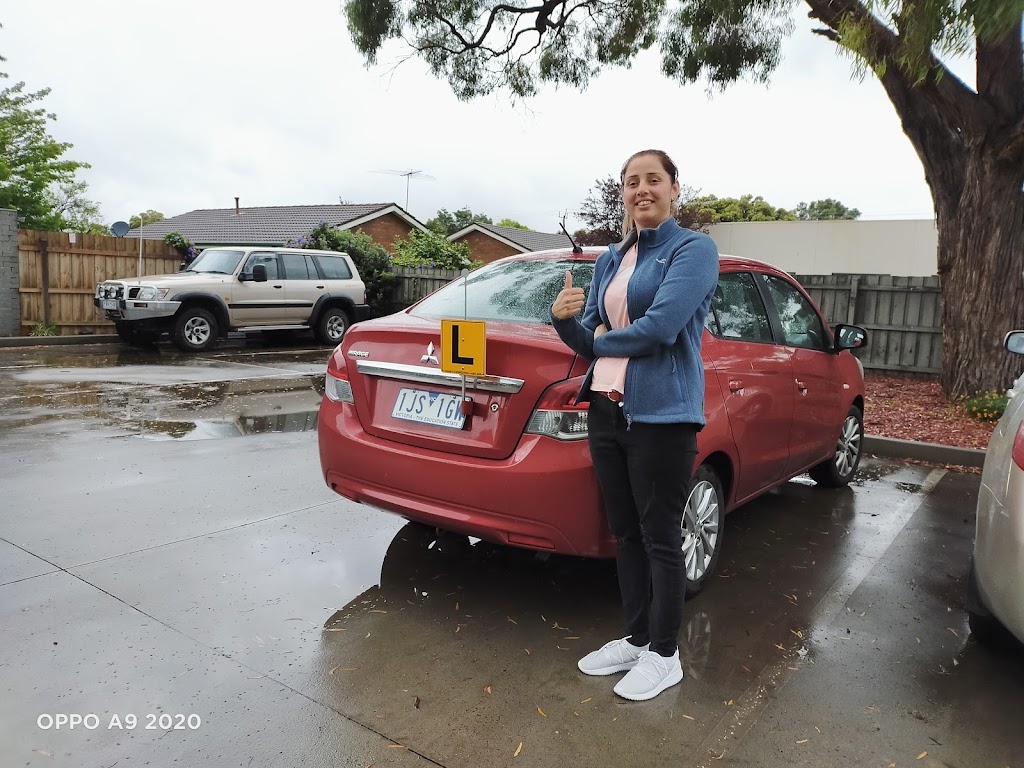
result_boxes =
[410,258,595,324]
[187,249,245,275]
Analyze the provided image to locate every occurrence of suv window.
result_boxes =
[712,272,774,343]
[187,249,244,275]
[245,252,280,280]
[281,253,315,280]
[759,274,827,350]
[315,255,353,280]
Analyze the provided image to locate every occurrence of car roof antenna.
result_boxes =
[559,216,583,254]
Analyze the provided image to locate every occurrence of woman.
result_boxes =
[550,149,719,701]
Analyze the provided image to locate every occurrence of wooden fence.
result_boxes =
[18,230,181,336]
[389,266,460,308]
[794,273,942,374]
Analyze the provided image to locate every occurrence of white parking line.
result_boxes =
[694,468,946,766]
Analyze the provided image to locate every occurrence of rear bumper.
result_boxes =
[318,398,615,558]
[353,304,371,322]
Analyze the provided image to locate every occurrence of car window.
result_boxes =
[186,249,244,275]
[410,258,595,324]
[712,272,774,343]
[759,273,827,350]
[315,255,353,280]
[281,253,313,280]
[245,252,280,280]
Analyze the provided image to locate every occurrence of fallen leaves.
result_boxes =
[917,751,928,760]
[329,666,357,675]
[514,742,523,757]
[414,696,421,709]
[580,697,592,704]
[536,706,547,717]
[484,685,493,694]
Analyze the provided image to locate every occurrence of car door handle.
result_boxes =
[316,285,325,289]
[729,379,744,393]
[795,379,807,393]
[273,285,283,289]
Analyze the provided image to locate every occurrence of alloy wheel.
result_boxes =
[183,317,211,346]
[682,479,720,583]
[835,414,862,477]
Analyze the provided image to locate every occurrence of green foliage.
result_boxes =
[164,232,197,261]
[391,229,479,270]
[290,223,397,316]
[130,210,165,229]
[496,218,528,229]
[686,194,796,223]
[426,207,493,235]
[963,390,1009,422]
[794,199,861,220]
[0,74,93,230]
[29,319,58,337]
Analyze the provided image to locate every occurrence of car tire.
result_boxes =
[683,463,724,597]
[809,405,863,487]
[172,307,218,353]
[316,307,350,345]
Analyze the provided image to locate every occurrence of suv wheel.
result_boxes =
[173,307,218,352]
[683,463,724,597]
[809,405,863,487]
[317,307,350,345]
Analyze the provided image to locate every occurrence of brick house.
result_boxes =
[126,202,426,251]
[448,223,575,264]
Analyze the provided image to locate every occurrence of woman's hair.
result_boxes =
[619,149,679,237]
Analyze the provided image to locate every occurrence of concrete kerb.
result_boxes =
[0,333,989,468]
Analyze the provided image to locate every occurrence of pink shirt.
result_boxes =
[591,245,637,395]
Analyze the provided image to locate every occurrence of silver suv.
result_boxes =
[94,246,369,352]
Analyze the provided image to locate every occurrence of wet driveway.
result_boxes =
[1,342,1022,767]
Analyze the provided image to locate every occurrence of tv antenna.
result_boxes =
[373,169,436,210]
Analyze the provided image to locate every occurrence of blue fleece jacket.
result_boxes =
[551,217,719,425]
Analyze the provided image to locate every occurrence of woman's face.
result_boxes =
[622,154,680,230]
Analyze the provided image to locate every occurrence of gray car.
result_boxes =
[968,330,1024,645]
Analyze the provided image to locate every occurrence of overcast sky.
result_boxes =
[3,0,970,233]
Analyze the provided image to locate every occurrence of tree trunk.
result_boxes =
[935,156,1024,398]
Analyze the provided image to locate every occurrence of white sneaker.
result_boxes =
[577,637,650,676]
[613,649,684,701]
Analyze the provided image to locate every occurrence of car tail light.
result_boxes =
[324,366,354,404]
[526,376,589,440]
[1013,419,1024,470]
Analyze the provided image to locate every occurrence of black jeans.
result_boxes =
[587,394,698,656]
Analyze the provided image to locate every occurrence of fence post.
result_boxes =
[38,237,51,327]
[847,275,859,325]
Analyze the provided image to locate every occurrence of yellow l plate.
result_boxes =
[440,319,486,376]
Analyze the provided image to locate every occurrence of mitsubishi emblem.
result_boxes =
[421,341,439,365]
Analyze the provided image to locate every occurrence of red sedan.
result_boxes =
[318,248,867,594]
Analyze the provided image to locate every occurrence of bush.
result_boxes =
[29,320,58,337]
[164,232,197,262]
[963,390,1009,421]
[290,223,397,317]
[391,229,480,270]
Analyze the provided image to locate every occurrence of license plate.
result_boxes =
[101,299,118,310]
[391,388,466,429]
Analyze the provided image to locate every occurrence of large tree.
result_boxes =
[345,0,1024,397]
[0,75,94,231]
[794,199,862,220]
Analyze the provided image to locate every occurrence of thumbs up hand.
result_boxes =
[552,270,585,320]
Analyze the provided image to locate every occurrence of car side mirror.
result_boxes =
[833,324,868,351]
[252,264,268,283]
[1006,330,1024,355]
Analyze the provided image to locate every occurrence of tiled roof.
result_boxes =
[126,203,401,245]
[471,223,576,252]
